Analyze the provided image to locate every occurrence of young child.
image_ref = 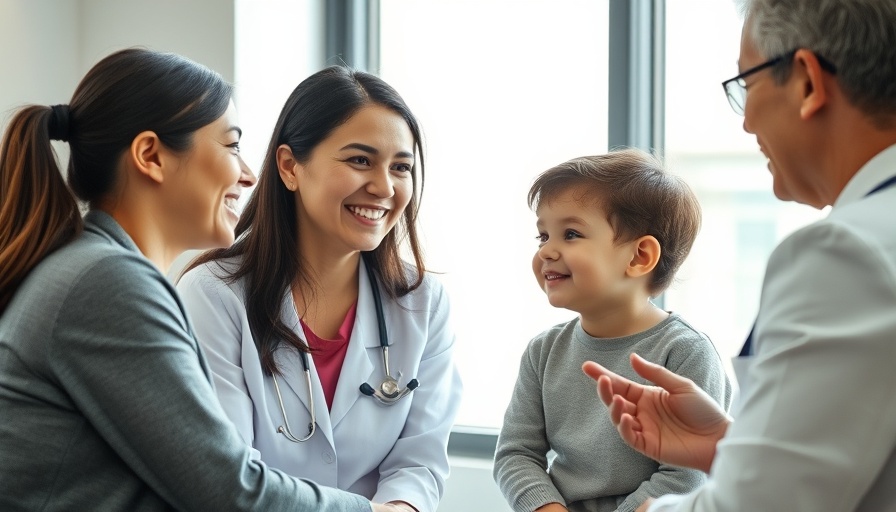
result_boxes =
[493,149,732,512]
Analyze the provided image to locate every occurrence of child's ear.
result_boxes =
[626,235,661,278]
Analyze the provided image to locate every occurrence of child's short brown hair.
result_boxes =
[528,148,701,296]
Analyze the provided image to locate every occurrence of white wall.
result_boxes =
[0,0,79,128]
[0,0,236,116]
[77,0,236,81]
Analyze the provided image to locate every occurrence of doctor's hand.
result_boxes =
[582,353,730,473]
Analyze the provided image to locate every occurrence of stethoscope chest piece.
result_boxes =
[356,255,420,406]
[360,376,419,405]
[380,378,401,398]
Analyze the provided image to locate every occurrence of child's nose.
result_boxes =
[537,242,559,261]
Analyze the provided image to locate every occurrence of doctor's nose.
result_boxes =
[366,167,395,198]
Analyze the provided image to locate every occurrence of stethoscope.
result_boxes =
[737,173,896,358]
[272,254,419,442]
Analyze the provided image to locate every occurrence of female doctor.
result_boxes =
[176,65,462,512]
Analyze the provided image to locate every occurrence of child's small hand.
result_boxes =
[535,503,568,511]
[635,497,654,512]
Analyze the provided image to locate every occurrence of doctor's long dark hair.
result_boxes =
[185,66,426,376]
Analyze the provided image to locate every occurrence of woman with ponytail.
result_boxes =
[0,48,400,512]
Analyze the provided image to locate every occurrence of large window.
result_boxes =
[379,0,609,429]
[661,0,825,372]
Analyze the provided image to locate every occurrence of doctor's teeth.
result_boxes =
[349,206,386,220]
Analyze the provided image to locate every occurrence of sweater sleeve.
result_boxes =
[615,335,732,512]
[50,255,370,512]
[493,342,566,512]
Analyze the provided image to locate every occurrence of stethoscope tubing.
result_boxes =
[274,253,419,443]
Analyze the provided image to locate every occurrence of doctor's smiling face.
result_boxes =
[279,103,415,258]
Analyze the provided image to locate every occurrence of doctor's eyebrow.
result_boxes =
[340,142,414,160]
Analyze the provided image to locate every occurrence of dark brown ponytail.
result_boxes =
[0,106,82,313]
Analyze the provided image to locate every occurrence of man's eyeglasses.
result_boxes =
[722,50,837,115]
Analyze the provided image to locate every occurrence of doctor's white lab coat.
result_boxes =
[177,258,463,512]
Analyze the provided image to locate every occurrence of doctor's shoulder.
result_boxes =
[177,256,244,294]
[175,255,252,325]
[391,262,451,310]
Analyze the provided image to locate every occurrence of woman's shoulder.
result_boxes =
[24,231,186,335]
[46,228,165,299]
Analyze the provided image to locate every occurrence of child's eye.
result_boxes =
[564,230,582,240]
[535,233,548,245]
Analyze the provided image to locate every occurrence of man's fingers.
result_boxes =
[584,361,643,400]
[630,353,696,392]
[596,375,614,406]
[617,413,644,453]
[607,391,637,425]
[582,361,612,382]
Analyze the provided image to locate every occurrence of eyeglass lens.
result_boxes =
[725,80,746,115]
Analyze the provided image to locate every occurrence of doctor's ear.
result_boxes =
[626,235,661,278]
[277,144,299,191]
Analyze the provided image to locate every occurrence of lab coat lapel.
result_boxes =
[275,293,335,445]
[329,261,378,428]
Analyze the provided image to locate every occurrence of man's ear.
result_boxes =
[277,144,300,191]
[626,235,661,278]
[128,131,166,184]
[794,48,829,120]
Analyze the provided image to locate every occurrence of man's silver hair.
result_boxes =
[737,0,896,123]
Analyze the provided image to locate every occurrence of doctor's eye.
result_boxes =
[346,156,372,167]
[391,162,413,173]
